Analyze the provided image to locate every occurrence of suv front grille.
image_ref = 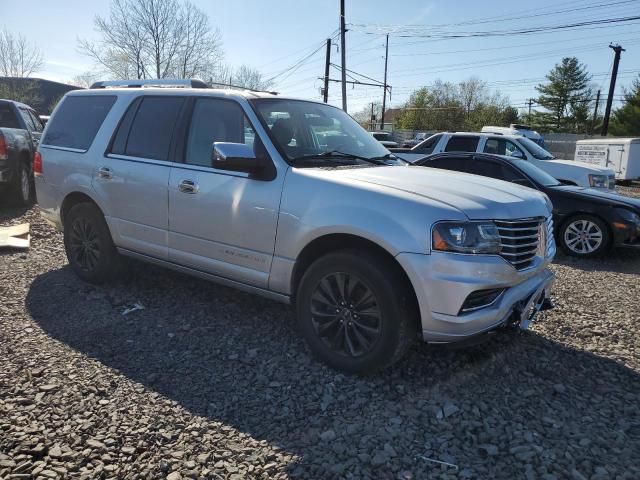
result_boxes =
[495,217,545,270]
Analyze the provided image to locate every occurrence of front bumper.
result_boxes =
[397,251,555,343]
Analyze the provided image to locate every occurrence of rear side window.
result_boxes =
[122,97,184,160]
[43,96,116,150]
[444,136,479,152]
[425,156,472,172]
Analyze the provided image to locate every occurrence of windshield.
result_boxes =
[518,137,555,160]
[250,99,400,166]
[511,158,561,186]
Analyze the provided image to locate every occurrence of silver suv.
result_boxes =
[35,79,556,373]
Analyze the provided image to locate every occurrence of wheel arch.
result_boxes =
[60,191,105,227]
[290,233,420,323]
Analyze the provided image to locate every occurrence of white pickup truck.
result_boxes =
[394,132,617,191]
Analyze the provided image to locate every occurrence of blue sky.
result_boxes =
[3,0,639,116]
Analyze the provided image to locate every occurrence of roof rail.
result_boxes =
[208,81,279,96]
[90,78,209,89]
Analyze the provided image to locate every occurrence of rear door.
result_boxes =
[167,97,283,288]
[94,95,186,260]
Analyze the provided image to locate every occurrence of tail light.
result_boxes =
[34,151,43,175]
[0,135,7,160]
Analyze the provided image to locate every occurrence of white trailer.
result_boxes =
[574,138,640,182]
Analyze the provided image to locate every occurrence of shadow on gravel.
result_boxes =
[26,263,640,478]
[553,249,640,274]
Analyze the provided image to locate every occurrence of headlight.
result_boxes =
[617,208,640,225]
[432,221,502,254]
[588,174,608,188]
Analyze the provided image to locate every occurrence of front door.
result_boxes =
[168,97,284,288]
[93,96,186,260]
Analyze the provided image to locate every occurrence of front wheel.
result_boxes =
[63,203,122,283]
[296,250,416,374]
[559,214,610,257]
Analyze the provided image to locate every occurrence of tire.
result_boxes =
[63,202,122,283]
[559,214,610,257]
[296,249,417,374]
[11,161,33,206]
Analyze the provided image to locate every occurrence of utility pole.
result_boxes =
[591,89,601,135]
[340,0,347,112]
[323,38,331,103]
[527,99,533,122]
[602,44,625,136]
[380,33,389,130]
[370,102,375,131]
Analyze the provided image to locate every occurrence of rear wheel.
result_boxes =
[296,250,416,374]
[559,214,610,257]
[63,203,122,283]
[11,161,33,206]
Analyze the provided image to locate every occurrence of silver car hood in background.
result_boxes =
[328,165,550,220]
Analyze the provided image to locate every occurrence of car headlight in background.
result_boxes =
[616,208,640,226]
[432,221,502,254]
[588,174,608,189]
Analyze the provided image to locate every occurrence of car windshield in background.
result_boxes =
[518,137,555,160]
[250,99,401,166]
[510,158,561,187]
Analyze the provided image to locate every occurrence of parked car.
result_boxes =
[370,131,398,148]
[574,137,640,183]
[481,124,544,146]
[392,132,617,191]
[0,99,43,204]
[402,132,428,148]
[413,152,640,257]
[36,79,555,373]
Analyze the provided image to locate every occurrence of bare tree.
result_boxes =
[229,65,273,90]
[79,0,223,80]
[0,29,44,77]
[68,71,102,88]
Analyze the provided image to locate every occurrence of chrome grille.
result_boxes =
[495,217,544,270]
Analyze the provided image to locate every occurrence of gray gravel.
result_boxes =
[1,189,640,479]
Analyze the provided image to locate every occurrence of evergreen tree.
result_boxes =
[610,75,640,136]
[535,57,592,131]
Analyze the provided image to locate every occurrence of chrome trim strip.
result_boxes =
[40,145,87,153]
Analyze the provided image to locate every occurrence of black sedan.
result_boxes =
[413,152,640,257]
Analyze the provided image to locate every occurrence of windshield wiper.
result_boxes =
[291,150,387,165]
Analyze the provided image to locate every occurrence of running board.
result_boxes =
[117,248,291,305]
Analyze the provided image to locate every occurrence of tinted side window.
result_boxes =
[501,163,535,188]
[28,110,43,132]
[43,96,117,150]
[414,133,442,153]
[185,98,254,167]
[125,97,185,160]
[19,108,36,131]
[484,138,525,157]
[444,136,479,152]
[425,156,472,173]
[466,159,505,179]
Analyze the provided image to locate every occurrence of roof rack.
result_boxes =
[90,78,209,89]
[208,81,278,96]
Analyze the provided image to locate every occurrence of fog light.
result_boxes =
[459,288,505,314]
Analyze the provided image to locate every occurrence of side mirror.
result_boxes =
[212,142,275,179]
[509,149,524,159]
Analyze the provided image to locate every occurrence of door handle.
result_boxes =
[178,179,198,194]
[98,167,112,179]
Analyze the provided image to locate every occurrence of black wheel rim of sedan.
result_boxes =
[69,218,100,271]
[310,272,382,358]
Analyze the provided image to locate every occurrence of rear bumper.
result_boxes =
[397,251,555,343]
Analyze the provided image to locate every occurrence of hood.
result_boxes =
[313,165,550,220]
[550,185,640,210]
[544,158,615,175]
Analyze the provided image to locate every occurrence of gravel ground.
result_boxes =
[1,187,639,480]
